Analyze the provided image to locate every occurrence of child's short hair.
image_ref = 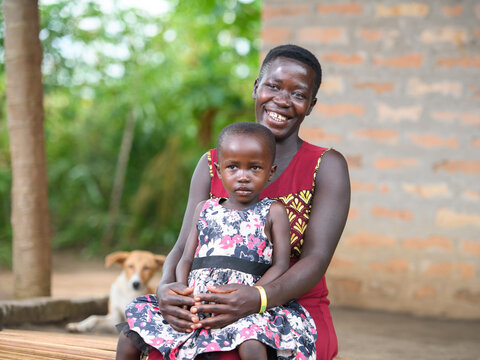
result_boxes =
[217,122,276,163]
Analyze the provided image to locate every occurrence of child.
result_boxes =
[123,122,317,360]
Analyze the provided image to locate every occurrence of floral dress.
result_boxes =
[125,198,317,360]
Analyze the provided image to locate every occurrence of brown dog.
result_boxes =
[67,250,166,333]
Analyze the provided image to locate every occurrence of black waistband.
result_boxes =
[191,256,271,276]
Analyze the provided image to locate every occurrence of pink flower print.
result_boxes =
[240,327,256,339]
[140,321,146,327]
[257,241,266,257]
[204,342,221,352]
[135,303,146,311]
[127,318,135,328]
[151,337,164,347]
[220,235,234,249]
[253,217,262,229]
[250,234,260,244]
[274,333,280,347]
[296,353,307,360]
[169,347,179,359]
[247,241,254,250]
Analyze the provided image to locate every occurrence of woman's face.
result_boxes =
[253,57,317,141]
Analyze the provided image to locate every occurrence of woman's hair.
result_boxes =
[217,122,276,163]
[259,44,322,98]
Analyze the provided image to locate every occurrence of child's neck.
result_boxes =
[220,197,261,210]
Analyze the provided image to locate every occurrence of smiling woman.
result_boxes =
[115,44,351,360]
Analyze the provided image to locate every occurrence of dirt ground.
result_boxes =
[1,252,479,360]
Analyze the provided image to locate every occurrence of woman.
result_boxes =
[116,44,351,360]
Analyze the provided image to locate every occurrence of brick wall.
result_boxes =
[261,0,480,319]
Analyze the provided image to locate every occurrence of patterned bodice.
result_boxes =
[195,198,275,265]
[208,141,329,259]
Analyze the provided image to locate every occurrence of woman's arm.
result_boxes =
[175,201,205,285]
[255,201,290,286]
[156,153,212,332]
[192,150,350,327]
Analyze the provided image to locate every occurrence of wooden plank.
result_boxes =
[0,329,117,360]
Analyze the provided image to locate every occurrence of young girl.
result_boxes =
[123,122,317,360]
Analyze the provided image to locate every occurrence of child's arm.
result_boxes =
[255,201,291,286]
[175,201,205,285]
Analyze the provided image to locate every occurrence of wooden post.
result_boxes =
[4,0,51,298]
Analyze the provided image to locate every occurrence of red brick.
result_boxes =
[432,111,480,126]
[407,78,462,97]
[420,28,467,45]
[346,231,396,247]
[433,160,480,174]
[436,208,480,227]
[348,207,360,219]
[297,27,347,44]
[261,27,292,44]
[369,258,410,273]
[378,103,422,122]
[322,52,364,65]
[463,190,480,201]
[335,278,362,293]
[409,133,458,149]
[459,264,475,280]
[330,256,354,269]
[262,5,310,21]
[315,103,365,117]
[374,53,424,68]
[376,4,429,17]
[402,183,451,198]
[442,5,463,17]
[372,206,413,221]
[424,262,453,277]
[358,28,382,42]
[415,285,437,299]
[351,180,375,192]
[321,76,344,94]
[437,55,480,68]
[374,157,419,170]
[461,113,480,126]
[345,155,362,169]
[402,236,454,252]
[461,240,480,255]
[317,3,363,15]
[354,81,395,94]
[299,127,342,143]
[353,129,398,144]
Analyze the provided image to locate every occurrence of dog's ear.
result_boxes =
[105,251,130,268]
[154,255,166,268]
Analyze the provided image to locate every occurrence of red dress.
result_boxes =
[149,141,338,360]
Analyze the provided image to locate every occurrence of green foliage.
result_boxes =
[0,0,260,264]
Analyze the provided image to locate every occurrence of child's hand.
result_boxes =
[157,282,198,332]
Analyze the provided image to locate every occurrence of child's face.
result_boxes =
[215,134,276,208]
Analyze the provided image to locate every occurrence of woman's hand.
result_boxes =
[156,282,198,332]
[190,284,260,329]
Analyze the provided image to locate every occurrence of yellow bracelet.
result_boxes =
[255,286,267,313]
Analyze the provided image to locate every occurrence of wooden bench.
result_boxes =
[0,329,117,360]
[0,328,358,359]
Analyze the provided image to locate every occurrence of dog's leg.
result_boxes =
[66,314,118,333]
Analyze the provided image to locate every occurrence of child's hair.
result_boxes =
[217,122,276,163]
[259,44,322,98]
